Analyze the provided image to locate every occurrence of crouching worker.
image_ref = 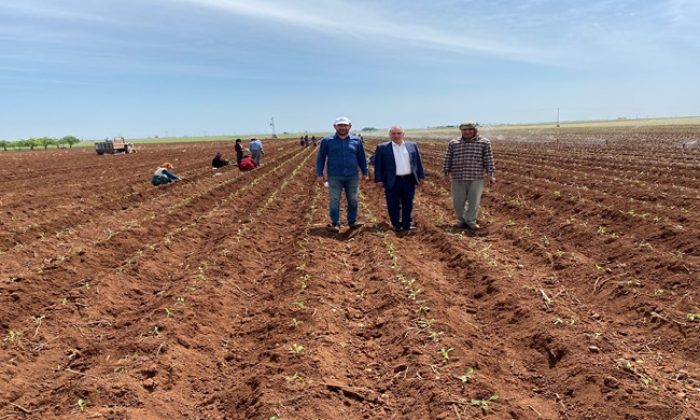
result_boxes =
[152,162,180,186]
[238,154,257,171]
[212,152,229,169]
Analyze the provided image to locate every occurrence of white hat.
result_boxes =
[333,116,351,125]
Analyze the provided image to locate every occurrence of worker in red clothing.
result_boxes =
[239,154,257,171]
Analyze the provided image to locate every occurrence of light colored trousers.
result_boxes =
[251,150,262,166]
[451,179,484,226]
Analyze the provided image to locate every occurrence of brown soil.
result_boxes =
[1,134,698,419]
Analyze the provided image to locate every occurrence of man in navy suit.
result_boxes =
[374,126,425,232]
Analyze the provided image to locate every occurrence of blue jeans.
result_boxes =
[328,176,359,226]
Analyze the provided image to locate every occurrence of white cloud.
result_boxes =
[172,0,552,64]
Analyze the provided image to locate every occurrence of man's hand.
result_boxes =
[443,174,451,185]
[376,181,384,188]
[316,176,325,183]
[362,175,370,182]
[489,176,496,185]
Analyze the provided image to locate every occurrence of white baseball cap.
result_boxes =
[333,116,351,125]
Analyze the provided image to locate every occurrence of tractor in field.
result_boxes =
[95,137,135,155]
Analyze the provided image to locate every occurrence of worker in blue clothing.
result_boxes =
[316,116,369,233]
[249,138,264,166]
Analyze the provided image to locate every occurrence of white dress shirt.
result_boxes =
[392,141,412,176]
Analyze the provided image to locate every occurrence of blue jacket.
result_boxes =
[316,134,368,177]
[373,141,425,189]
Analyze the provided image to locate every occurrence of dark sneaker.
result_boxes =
[393,226,403,232]
[405,224,417,230]
[454,222,468,229]
[465,223,480,231]
[348,222,364,229]
[326,224,340,233]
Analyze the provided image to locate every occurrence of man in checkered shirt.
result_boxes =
[442,121,496,230]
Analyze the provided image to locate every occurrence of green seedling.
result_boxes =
[289,343,304,356]
[429,330,443,342]
[151,326,160,336]
[77,399,87,411]
[616,358,652,385]
[416,318,435,329]
[6,329,22,343]
[293,301,305,309]
[438,347,454,361]
[408,288,423,301]
[164,308,174,317]
[654,288,664,296]
[175,297,185,305]
[60,297,68,305]
[197,264,207,280]
[458,367,474,383]
[299,274,310,290]
[416,302,431,315]
[471,394,498,415]
[594,263,611,272]
[686,312,700,322]
[289,318,303,328]
[286,372,305,383]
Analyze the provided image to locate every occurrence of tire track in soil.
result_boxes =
[0,148,317,419]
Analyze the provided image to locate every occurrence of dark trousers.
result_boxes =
[236,151,243,166]
[385,175,415,230]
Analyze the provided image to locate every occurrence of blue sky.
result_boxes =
[1,0,699,139]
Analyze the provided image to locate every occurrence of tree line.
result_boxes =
[0,136,81,151]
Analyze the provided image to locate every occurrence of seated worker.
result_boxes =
[238,154,257,171]
[152,162,180,186]
[212,152,229,169]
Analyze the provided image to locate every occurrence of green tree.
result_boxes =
[0,140,8,151]
[25,138,39,151]
[39,137,57,150]
[61,135,81,148]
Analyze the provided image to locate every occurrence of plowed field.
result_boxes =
[1,130,698,419]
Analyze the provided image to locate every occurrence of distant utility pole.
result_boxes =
[269,117,278,138]
[556,108,560,127]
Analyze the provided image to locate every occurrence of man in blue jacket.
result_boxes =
[316,116,369,232]
[374,126,425,232]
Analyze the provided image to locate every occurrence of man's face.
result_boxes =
[460,126,476,138]
[389,128,404,143]
[335,123,351,137]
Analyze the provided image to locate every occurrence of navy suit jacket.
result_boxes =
[373,141,425,189]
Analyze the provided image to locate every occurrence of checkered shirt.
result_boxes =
[442,136,496,180]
